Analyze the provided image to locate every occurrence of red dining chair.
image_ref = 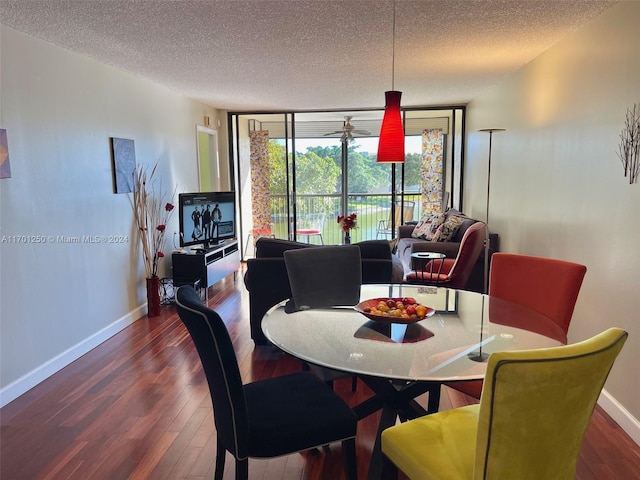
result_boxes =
[446,252,587,399]
[404,221,486,289]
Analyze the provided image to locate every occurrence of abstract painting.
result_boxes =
[110,137,136,193]
[0,129,11,179]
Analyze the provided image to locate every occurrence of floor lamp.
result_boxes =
[478,128,505,294]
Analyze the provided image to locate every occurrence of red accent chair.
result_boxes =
[447,252,587,399]
[404,221,486,290]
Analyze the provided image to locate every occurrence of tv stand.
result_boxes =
[190,239,229,254]
[173,240,240,295]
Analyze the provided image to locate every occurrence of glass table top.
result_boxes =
[262,284,565,383]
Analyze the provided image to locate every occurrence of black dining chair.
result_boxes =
[283,244,362,312]
[283,245,362,391]
[175,285,358,480]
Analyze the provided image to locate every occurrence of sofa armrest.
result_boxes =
[361,258,392,284]
[255,237,311,258]
[244,257,292,345]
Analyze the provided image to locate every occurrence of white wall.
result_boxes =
[465,2,640,442]
[0,26,224,406]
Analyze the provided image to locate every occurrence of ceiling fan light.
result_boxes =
[377,90,405,163]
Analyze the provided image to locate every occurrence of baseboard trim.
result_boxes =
[3,309,639,448]
[0,304,146,408]
[599,389,640,446]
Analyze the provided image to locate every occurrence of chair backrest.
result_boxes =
[284,245,362,311]
[488,253,587,341]
[475,327,627,480]
[446,221,487,289]
[387,201,415,229]
[298,213,325,230]
[175,286,248,459]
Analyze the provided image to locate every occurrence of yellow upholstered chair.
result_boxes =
[381,328,627,480]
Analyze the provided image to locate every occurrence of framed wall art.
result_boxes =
[110,137,136,193]
[0,129,11,179]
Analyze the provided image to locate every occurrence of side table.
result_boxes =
[410,252,446,283]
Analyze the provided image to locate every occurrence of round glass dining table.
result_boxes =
[263,284,565,384]
[262,284,565,480]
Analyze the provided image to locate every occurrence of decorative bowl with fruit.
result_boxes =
[354,297,435,324]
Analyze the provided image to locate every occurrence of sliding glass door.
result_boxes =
[230,107,465,259]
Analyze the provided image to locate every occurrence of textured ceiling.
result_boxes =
[1,0,617,112]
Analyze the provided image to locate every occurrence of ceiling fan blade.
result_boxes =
[323,117,368,138]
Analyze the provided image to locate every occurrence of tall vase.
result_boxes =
[344,232,351,244]
[146,277,161,317]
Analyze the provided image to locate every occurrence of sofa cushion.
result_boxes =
[433,214,464,242]
[411,213,445,240]
[442,209,478,242]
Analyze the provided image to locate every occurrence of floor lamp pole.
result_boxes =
[341,138,349,244]
[479,128,505,294]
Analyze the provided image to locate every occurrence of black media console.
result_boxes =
[172,239,240,292]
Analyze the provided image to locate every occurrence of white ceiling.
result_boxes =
[1,0,618,112]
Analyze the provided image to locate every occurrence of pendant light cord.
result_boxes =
[391,0,396,90]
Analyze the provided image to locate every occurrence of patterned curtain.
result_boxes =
[421,129,444,215]
[249,131,272,235]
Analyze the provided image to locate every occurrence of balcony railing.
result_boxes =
[267,193,428,244]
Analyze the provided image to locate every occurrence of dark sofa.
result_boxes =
[244,237,403,345]
[396,209,499,293]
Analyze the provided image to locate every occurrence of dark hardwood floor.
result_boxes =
[2,271,639,479]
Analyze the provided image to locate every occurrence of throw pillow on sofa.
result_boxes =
[432,214,464,242]
[411,212,445,240]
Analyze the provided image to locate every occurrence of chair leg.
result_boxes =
[235,457,248,480]
[214,437,226,480]
[381,452,400,479]
[342,437,357,480]
[351,375,357,392]
[427,384,442,414]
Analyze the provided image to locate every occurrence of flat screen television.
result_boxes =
[178,191,236,250]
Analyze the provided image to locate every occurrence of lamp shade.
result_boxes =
[377,90,405,163]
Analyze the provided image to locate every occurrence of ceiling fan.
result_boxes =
[323,116,371,143]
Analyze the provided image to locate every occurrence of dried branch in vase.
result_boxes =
[617,103,640,184]
[131,164,176,278]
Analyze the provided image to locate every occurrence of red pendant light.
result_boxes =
[377,90,404,163]
[377,0,404,163]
